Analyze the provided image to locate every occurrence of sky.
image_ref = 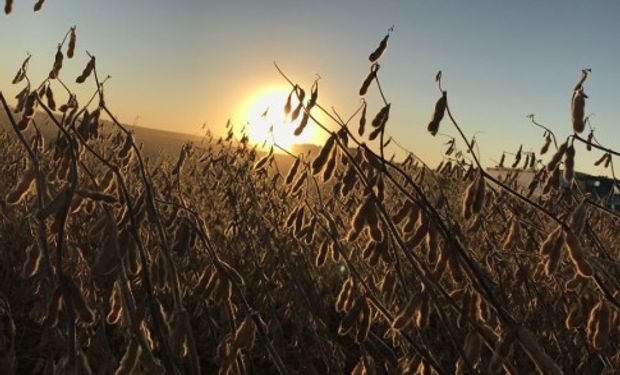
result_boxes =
[1,0,619,175]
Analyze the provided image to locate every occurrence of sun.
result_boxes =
[236,85,325,152]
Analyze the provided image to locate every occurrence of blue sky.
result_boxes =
[1,0,619,174]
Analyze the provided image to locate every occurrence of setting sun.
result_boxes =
[236,85,325,152]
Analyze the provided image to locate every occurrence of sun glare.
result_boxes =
[236,86,324,152]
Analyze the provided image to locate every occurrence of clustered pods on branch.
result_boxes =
[293,80,319,136]
[347,195,383,242]
[368,104,390,141]
[2,24,620,375]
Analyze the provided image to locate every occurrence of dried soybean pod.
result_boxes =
[593,153,606,167]
[4,0,13,14]
[462,176,477,219]
[603,153,611,168]
[462,171,484,219]
[544,237,562,276]
[392,295,419,331]
[356,297,372,343]
[502,218,522,250]
[369,32,390,62]
[67,27,77,58]
[36,187,70,220]
[488,329,516,374]
[564,230,593,277]
[290,103,302,122]
[546,141,567,171]
[563,143,575,183]
[218,259,245,287]
[6,167,36,205]
[307,79,319,108]
[571,89,587,133]
[45,85,56,111]
[511,145,523,169]
[565,303,582,329]
[361,239,376,261]
[351,357,366,375]
[12,66,26,85]
[76,56,96,83]
[23,91,38,118]
[285,156,301,185]
[203,270,221,301]
[539,226,563,257]
[392,200,411,224]
[290,170,307,195]
[70,283,96,324]
[498,153,505,167]
[406,213,429,249]
[542,165,560,195]
[14,86,28,113]
[322,150,337,182]
[194,268,214,297]
[49,47,63,79]
[329,241,340,262]
[316,239,329,267]
[33,0,45,12]
[283,87,294,116]
[359,64,379,96]
[365,201,383,242]
[427,91,447,136]
[232,315,257,351]
[106,282,123,325]
[294,113,309,136]
[253,147,273,171]
[115,341,141,375]
[462,332,482,370]
[586,131,593,151]
[290,87,305,121]
[335,277,353,313]
[368,124,383,141]
[311,134,336,175]
[338,298,362,336]
[592,302,610,350]
[358,101,367,136]
[540,134,552,155]
[372,103,390,128]
[472,172,486,213]
[22,245,42,278]
[350,196,371,237]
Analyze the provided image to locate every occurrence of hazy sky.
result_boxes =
[1,0,619,174]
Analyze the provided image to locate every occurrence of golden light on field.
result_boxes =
[237,85,325,152]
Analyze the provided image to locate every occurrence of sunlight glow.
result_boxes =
[236,85,324,152]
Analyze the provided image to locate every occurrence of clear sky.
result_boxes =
[1,0,619,174]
